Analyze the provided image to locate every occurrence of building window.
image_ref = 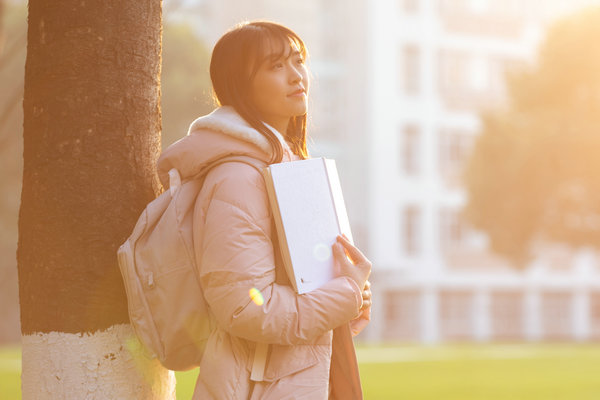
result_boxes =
[384,290,421,340]
[438,50,508,109]
[400,125,420,175]
[438,49,468,95]
[399,45,420,95]
[438,51,492,93]
[541,292,572,340]
[438,128,473,180]
[439,208,465,250]
[402,206,421,255]
[438,0,524,39]
[439,290,474,340]
[490,291,524,339]
[401,0,419,13]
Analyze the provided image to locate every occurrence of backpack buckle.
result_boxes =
[146,273,155,289]
[168,168,181,196]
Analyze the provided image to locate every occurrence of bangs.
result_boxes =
[241,22,307,78]
[258,35,304,64]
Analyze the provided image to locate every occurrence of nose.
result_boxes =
[288,64,303,83]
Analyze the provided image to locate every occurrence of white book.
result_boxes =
[262,158,354,294]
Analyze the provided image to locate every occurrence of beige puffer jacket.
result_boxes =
[157,106,365,399]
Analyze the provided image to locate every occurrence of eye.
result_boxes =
[271,62,284,70]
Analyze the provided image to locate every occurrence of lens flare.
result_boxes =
[313,243,331,262]
[249,287,265,306]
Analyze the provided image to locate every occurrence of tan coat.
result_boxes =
[158,107,366,399]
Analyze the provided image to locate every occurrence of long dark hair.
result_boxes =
[209,21,309,163]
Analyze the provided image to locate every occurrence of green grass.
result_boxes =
[0,346,20,400]
[356,344,600,399]
[3,343,600,399]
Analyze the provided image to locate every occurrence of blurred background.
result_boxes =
[3,0,600,382]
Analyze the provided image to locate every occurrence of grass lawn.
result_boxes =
[2,343,600,399]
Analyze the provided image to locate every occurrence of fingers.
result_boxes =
[336,235,368,265]
[360,279,372,310]
[361,287,372,309]
[332,241,348,264]
[332,241,351,278]
[362,288,371,300]
[332,237,372,292]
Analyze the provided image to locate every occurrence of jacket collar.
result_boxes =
[157,106,293,188]
[187,106,290,154]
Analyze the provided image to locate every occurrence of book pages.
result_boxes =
[324,159,354,245]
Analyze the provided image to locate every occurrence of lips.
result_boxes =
[287,87,306,97]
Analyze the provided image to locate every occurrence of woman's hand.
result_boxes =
[350,281,372,336]
[332,235,373,336]
[360,280,372,310]
[332,235,372,295]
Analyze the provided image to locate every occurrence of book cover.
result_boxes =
[262,158,353,294]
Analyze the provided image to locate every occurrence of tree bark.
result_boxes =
[18,0,173,398]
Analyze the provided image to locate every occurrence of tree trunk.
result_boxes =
[0,0,4,53]
[18,0,174,398]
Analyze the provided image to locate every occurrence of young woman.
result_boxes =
[158,21,372,399]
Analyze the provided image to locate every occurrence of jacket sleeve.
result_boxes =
[195,162,363,345]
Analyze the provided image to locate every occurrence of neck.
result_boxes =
[272,122,289,137]
[263,117,289,138]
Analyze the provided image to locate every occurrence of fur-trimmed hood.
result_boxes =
[157,106,292,188]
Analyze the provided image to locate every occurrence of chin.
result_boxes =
[290,105,308,117]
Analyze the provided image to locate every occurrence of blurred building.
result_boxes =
[168,0,600,343]
[364,0,600,343]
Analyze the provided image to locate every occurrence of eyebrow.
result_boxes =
[268,49,302,63]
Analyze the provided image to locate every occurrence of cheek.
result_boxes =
[251,77,270,108]
[253,85,274,111]
[254,76,283,108]
[253,74,272,96]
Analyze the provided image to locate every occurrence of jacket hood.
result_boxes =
[157,106,288,188]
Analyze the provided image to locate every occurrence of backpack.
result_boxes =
[117,155,266,371]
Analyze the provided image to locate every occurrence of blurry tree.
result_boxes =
[18,0,174,397]
[161,23,212,146]
[0,1,26,343]
[464,7,600,267]
[0,0,3,49]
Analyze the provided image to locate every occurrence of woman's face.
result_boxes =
[250,40,309,134]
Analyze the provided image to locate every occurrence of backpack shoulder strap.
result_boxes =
[185,155,268,184]
[208,155,267,175]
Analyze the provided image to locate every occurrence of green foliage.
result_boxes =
[464,7,600,265]
[161,23,213,147]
